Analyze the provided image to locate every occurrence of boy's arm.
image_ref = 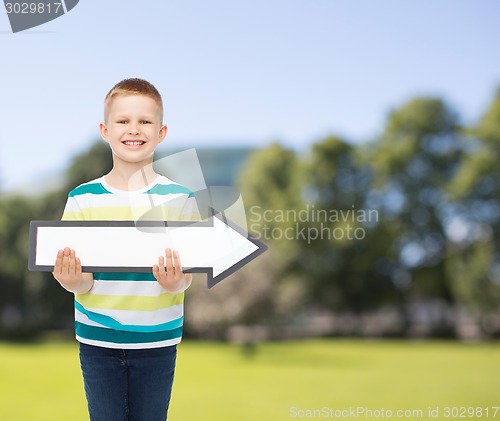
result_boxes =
[153,248,192,294]
[53,192,94,294]
[152,192,200,293]
[52,247,94,294]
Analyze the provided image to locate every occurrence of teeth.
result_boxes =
[124,141,144,146]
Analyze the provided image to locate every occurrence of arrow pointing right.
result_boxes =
[166,209,268,287]
[29,208,268,288]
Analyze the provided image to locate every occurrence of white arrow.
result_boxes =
[29,209,268,288]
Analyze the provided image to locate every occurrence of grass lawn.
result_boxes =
[0,339,498,420]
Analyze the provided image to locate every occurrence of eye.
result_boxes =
[140,120,152,125]
[117,120,127,124]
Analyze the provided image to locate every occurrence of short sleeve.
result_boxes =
[61,194,85,221]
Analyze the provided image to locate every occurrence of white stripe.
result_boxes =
[76,304,184,326]
[90,280,169,296]
[75,308,106,328]
[76,336,181,349]
[63,197,82,213]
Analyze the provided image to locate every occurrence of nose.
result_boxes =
[128,123,140,135]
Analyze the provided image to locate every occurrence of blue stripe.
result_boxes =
[94,272,157,281]
[76,322,182,344]
[75,301,184,333]
[69,183,111,197]
[145,184,193,196]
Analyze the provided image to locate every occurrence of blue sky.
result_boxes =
[1,0,499,191]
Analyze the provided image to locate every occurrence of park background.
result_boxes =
[1,1,500,420]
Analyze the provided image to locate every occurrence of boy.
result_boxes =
[52,78,199,420]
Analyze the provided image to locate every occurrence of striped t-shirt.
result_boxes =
[61,174,200,349]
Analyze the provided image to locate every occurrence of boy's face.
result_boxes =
[100,94,167,166]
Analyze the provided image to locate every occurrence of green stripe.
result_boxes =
[69,183,111,197]
[145,184,193,196]
[76,322,182,344]
[95,272,157,281]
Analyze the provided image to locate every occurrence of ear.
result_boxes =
[99,122,109,143]
[158,124,168,144]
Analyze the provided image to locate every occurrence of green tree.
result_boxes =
[0,195,42,336]
[299,135,398,312]
[64,141,112,191]
[0,140,114,338]
[446,88,500,320]
[369,98,463,321]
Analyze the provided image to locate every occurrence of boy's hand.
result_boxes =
[153,248,192,293]
[52,247,93,294]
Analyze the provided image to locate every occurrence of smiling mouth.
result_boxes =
[122,140,146,146]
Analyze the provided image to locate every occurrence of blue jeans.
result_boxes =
[79,342,177,421]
